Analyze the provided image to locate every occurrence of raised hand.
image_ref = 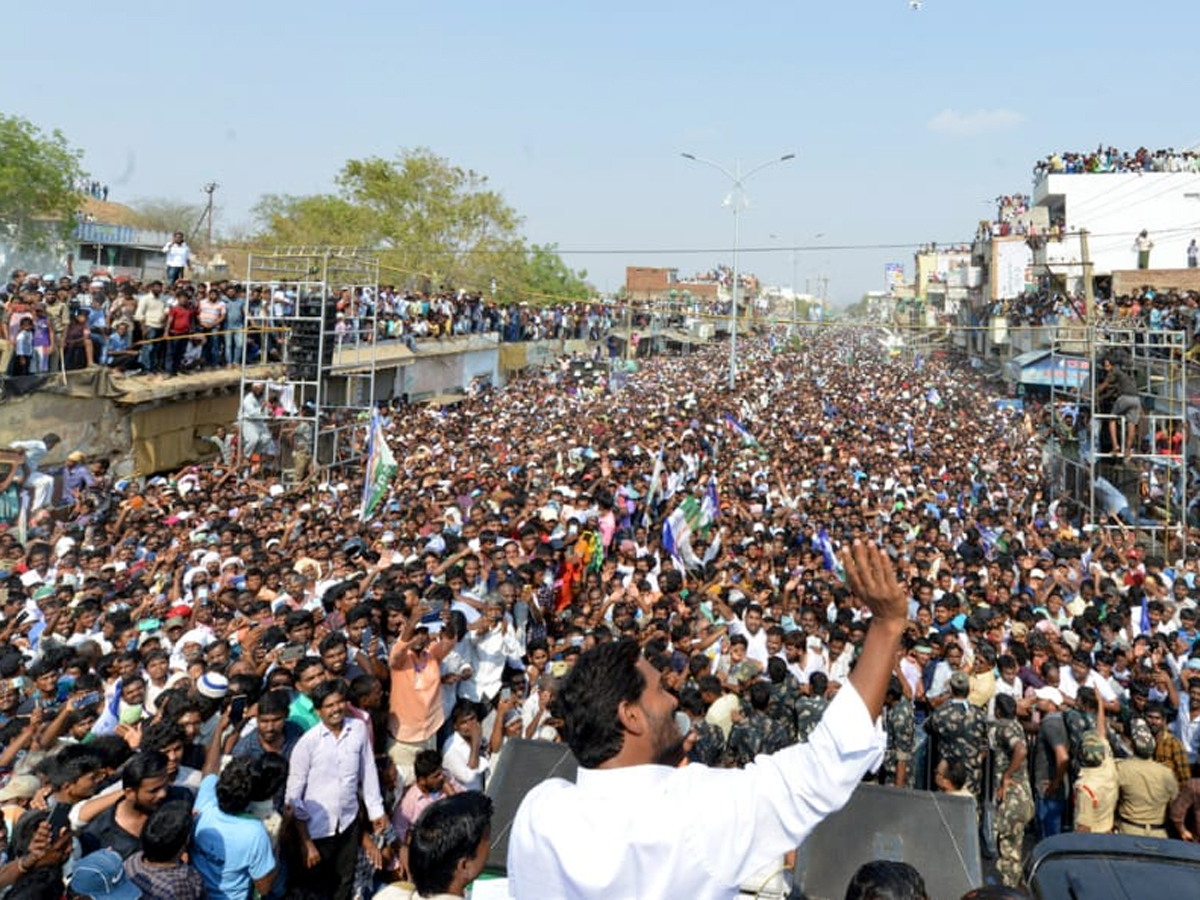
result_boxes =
[840,541,906,625]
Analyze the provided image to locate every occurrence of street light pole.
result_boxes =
[681,152,795,391]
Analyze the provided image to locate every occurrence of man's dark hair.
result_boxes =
[250,752,288,803]
[409,792,494,896]
[141,720,186,754]
[414,749,443,781]
[748,681,771,711]
[319,632,347,655]
[844,859,929,900]
[310,678,348,710]
[46,746,103,790]
[809,672,829,697]
[122,750,169,791]
[294,657,325,684]
[257,689,291,718]
[140,800,193,863]
[216,755,256,814]
[554,639,645,768]
[767,657,787,684]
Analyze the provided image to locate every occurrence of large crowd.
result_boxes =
[0,267,632,382]
[992,286,1200,335]
[1034,147,1200,179]
[0,308,1198,898]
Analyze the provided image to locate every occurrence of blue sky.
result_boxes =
[3,1,1194,304]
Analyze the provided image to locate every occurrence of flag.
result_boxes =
[359,412,398,521]
[815,527,837,572]
[724,413,757,446]
[642,448,664,527]
[701,477,720,524]
[926,386,941,407]
[663,492,715,570]
[913,352,924,371]
[1140,594,1151,635]
[905,424,914,455]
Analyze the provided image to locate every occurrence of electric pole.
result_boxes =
[200,182,219,250]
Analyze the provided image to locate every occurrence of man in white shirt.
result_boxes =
[10,432,61,511]
[507,542,907,900]
[461,600,522,704]
[163,232,191,285]
[719,600,770,667]
[441,700,489,792]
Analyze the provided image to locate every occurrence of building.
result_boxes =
[1033,170,1200,293]
[624,266,721,304]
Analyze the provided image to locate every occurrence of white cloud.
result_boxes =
[926,108,1024,136]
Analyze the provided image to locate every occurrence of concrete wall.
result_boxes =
[1111,267,1200,295]
[0,392,132,474]
[1035,173,1200,288]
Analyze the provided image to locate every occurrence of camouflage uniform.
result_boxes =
[990,718,1034,888]
[924,699,988,794]
[688,717,726,767]
[881,697,916,788]
[1063,706,1097,779]
[794,695,829,744]
[768,677,805,742]
[724,709,791,768]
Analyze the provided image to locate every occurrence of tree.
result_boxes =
[252,148,589,302]
[0,115,86,252]
[126,197,206,237]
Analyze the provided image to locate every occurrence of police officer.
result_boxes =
[881,676,915,788]
[724,682,790,768]
[924,671,988,795]
[990,694,1034,887]
[1116,719,1178,837]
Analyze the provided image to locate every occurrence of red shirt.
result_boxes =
[166,305,194,335]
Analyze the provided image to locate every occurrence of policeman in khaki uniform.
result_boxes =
[1074,730,1119,833]
[1116,719,1178,837]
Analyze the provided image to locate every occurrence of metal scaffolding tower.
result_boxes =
[239,248,382,484]
[1047,322,1189,554]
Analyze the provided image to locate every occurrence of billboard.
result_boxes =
[885,263,904,294]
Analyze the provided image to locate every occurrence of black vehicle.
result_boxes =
[1026,833,1200,900]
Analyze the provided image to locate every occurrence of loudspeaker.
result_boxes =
[484,739,578,873]
[792,784,981,900]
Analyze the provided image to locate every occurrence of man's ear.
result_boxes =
[616,697,645,737]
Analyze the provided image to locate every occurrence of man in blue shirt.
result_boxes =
[193,756,277,900]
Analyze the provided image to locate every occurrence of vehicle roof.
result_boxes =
[1028,834,1200,900]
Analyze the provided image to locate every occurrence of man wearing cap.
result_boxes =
[923,670,988,795]
[1074,730,1119,834]
[1116,719,1179,837]
[68,848,142,900]
[62,450,95,507]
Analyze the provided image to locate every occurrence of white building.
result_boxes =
[1033,171,1200,291]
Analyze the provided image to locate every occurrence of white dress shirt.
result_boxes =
[441,731,489,792]
[507,682,885,900]
[285,716,384,839]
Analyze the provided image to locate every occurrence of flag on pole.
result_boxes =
[642,448,664,527]
[724,413,757,446]
[359,411,398,521]
[663,490,717,570]
[701,476,720,523]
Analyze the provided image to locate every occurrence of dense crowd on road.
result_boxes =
[0,320,1198,898]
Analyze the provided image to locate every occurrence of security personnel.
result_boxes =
[1116,719,1178,837]
[924,671,988,795]
[1074,730,1119,834]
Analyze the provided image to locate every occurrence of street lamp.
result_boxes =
[681,152,795,390]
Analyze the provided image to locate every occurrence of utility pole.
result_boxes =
[1080,228,1094,324]
[200,182,219,250]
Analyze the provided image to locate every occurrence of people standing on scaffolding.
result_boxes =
[1097,355,1142,458]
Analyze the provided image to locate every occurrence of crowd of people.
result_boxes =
[991,285,1200,336]
[0,316,1198,898]
[1034,147,1200,179]
[0,267,642,382]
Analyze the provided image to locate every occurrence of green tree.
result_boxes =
[252,148,589,302]
[0,115,86,251]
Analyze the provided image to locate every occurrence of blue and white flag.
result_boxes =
[815,526,837,572]
[724,413,757,446]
